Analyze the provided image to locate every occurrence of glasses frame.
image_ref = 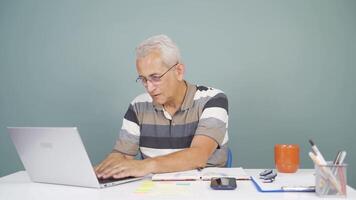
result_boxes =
[136,62,179,86]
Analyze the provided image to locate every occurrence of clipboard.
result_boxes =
[251,170,315,192]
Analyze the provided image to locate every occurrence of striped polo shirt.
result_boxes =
[114,81,229,167]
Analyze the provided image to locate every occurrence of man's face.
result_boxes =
[136,51,179,105]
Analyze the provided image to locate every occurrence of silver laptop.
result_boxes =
[8,127,142,188]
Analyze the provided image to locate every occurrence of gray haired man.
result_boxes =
[95,34,229,179]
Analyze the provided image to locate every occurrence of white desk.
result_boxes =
[1,169,355,200]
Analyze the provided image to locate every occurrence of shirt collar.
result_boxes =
[153,81,196,111]
[180,81,196,111]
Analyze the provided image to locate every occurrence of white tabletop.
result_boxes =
[0,169,355,200]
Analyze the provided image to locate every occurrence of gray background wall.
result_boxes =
[1,0,355,187]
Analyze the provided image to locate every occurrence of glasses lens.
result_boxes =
[136,77,146,84]
[149,75,161,84]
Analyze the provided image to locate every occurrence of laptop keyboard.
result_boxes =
[98,176,136,184]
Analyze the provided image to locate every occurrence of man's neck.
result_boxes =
[163,81,187,116]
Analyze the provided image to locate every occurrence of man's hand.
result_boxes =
[94,152,125,178]
[102,159,154,179]
[94,152,154,179]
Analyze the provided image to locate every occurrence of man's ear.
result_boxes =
[175,63,185,81]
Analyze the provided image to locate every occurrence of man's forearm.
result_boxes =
[144,147,210,174]
[144,135,218,174]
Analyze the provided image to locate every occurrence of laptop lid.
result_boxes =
[8,127,142,188]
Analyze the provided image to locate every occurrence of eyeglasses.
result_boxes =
[136,62,179,86]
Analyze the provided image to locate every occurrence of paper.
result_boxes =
[135,180,193,196]
[152,167,250,181]
[251,170,315,192]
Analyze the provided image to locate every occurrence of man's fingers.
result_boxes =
[94,162,104,172]
[96,158,117,177]
[113,171,130,179]
[111,167,134,179]
[95,161,109,175]
[95,153,140,179]
[97,160,113,172]
[97,152,124,173]
[102,165,126,179]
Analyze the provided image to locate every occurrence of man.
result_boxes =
[95,34,229,179]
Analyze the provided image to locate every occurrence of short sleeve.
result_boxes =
[113,104,140,156]
[194,92,229,146]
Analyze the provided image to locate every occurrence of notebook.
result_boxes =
[152,167,250,181]
[8,127,143,188]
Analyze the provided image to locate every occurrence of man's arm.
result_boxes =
[149,135,218,173]
[95,135,218,179]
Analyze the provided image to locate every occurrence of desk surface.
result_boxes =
[0,169,355,200]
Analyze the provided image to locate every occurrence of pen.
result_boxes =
[336,151,347,195]
[331,151,346,175]
[309,139,327,165]
[333,151,342,165]
[328,151,346,194]
[337,151,347,165]
[281,186,315,192]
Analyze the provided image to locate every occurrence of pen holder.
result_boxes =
[315,162,347,198]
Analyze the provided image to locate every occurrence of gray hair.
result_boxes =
[135,34,182,67]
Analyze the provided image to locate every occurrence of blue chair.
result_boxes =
[226,148,232,168]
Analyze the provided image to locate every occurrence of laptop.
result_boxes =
[7,127,143,188]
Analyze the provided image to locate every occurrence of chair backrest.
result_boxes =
[226,148,232,168]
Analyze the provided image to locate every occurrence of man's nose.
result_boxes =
[146,80,155,93]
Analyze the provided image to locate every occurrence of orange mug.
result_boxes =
[274,144,300,173]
